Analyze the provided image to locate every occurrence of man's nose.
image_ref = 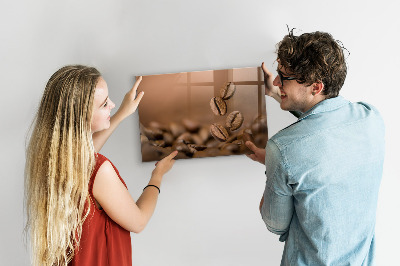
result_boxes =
[273,75,280,87]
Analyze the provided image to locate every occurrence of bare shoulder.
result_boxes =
[93,160,127,199]
[91,159,139,232]
[96,160,117,179]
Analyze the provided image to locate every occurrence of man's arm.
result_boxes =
[259,140,294,240]
[261,62,302,119]
[260,185,293,238]
[262,62,281,102]
[244,139,294,238]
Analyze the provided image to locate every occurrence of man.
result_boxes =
[246,31,385,265]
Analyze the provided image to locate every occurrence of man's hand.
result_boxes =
[245,141,266,165]
[262,62,281,103]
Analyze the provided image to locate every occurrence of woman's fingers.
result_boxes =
[134,91,144,105]
[127,76,143,103]
[167,150,178,160]
[155,151,178,166]
[131,76,142,95]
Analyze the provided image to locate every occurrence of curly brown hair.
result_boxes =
[277,30,348,98]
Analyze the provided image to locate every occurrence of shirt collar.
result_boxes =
[298,95,350,121]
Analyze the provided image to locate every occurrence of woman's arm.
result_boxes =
[92,76,144,152]
[93,151,178,233]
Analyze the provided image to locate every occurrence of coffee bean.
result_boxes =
[143,126,163,140]
[193,147,221,158]
[225,134,237,143]
[254,133,268,149]
[210,123,229,141]
[188,144,207,151]
[242,129,254,143]
[221,143,240,153]
[220,82,236,100]
[191,134,204,145]
[169,122,186,138]
[199,126,211,142]
[177,132,194,143]
[192,150,207,158]
[210,97,227,116]
[141,142,165,162]
[217,141,226,149]
[236,128,245,140]
[187,145,198,154]
[140,134,149,143]
[220,149,234,156]
[232,139,243,145]
[175,151,190,160]
[226,111,244,131]
[151,140,166,147]
[251,116,268,134]
[172,140,191,155]
[162,132,174,146]
[149,121,168,131]
[206,139,220,148]
[182,118,200,133]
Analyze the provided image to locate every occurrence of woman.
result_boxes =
[25,65,177,265]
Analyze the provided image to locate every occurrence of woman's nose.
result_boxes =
[109,100,115,109]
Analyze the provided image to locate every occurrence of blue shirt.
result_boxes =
[261,96,385,265]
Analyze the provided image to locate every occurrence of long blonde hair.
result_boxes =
[25,65,101,265]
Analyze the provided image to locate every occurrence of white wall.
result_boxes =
[1,0,399,265]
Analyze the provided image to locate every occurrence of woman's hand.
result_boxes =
[245,141,266,165]
[93,151,178,234]
[115,76,144,120]
[262,62,281,103]
[92,77,144,152]
[152,151,178,177]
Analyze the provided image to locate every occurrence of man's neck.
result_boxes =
[301,95,327,113]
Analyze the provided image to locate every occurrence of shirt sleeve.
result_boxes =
[260,139,294,241]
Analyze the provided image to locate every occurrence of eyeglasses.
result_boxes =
[277,70,297,87]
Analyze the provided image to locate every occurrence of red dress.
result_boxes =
[69,153,132,266]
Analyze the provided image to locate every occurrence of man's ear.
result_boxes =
[312,82,324,96]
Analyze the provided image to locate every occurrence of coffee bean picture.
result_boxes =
[137,67,268,162]
[210,97,227,116]
[220,82,236,100]
[210,123,229,142]
[226,111,244,131]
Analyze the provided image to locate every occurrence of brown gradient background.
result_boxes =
[137,67,267,161]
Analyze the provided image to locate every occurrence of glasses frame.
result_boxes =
[277,70,297,87]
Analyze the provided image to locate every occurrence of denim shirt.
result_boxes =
[260,96,385,266]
